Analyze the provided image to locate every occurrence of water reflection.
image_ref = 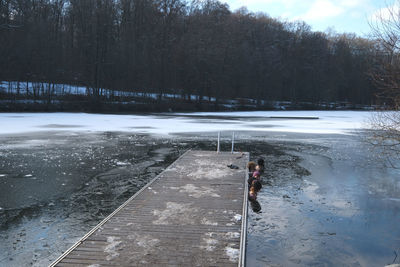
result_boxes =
[246,135,400,266]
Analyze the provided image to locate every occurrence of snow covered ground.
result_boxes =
[0,81,216,101]
[0,111,370,136]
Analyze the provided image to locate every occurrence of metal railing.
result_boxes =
[217,131,236,153]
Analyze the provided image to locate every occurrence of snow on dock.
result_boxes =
[50,150,249,266]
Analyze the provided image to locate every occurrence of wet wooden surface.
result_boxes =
[52,150,249,266]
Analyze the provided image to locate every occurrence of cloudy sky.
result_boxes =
[224,0,396,36]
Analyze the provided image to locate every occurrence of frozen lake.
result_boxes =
[0,110,369,135]
[0,111,399,266]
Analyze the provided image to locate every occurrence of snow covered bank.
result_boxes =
[0,111,371,136]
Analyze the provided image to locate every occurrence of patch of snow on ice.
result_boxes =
[200,237,219,251]
[233,214,242,222]
[153,202,197,225]
[225,232,240,239]
[188,168,227,180]
[192,153,211,157]
[128,233,160,251]
[104,236,122,261]
[201,218,218,226]
[116,161,129,166]
[225,245,239,262]
[0,111,371,136]
[137,236,159,248]
[187,159,231,180]
[179,184,220,198]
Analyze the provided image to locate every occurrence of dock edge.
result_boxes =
[49,150,191,267]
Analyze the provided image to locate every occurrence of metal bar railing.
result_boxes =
[231,132,235,153]
[217,131,236,153]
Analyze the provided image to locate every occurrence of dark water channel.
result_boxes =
[0,131,399,266]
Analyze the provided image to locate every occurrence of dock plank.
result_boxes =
[51,150,249,266]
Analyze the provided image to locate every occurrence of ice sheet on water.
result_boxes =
[233,214,242,222]
[0,111,371,136]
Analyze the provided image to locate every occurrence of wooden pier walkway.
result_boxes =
[51,150,249,267]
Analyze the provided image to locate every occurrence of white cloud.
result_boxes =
[290,0,376,23]
[350,11,363,19]
[229,0,371,21]
[297,0,344,21]
[339,0,364,8]
[226,0,378,34]
[370,2,400,23]
[229,0,303,12]
[232,0,295,7]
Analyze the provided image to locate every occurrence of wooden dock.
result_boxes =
[50,150,249,266]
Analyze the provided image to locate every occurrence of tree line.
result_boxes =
[0,0,383,111]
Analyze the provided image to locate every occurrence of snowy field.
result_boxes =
[0,110,370,136]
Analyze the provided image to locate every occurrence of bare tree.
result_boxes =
[367,1,400,166]
[370,0,400,107]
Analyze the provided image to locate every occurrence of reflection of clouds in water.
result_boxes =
[252,194,292,233]
[302,180,320,200]
[303,180,358,217]
[366,170,400,199]
[248,191,321,264]
[330,199,350,209]
[248,135,400,266]
[252,187,365,265]
[385,197,400,202]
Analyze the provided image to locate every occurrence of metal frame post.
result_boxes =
[231,132,235,153]
[217,131,220,153]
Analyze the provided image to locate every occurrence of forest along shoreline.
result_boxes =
[0,1,379,113]
[0,80,375,113]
